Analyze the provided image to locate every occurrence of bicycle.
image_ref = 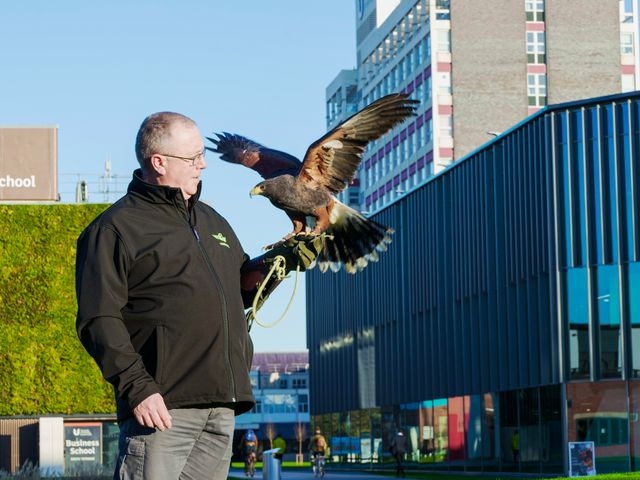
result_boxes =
[244,451,256,477]
[311,452,326,477]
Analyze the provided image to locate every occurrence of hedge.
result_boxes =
[0,204,115,415]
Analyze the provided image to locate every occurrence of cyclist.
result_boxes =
[310,427,327,477]
[241,429,259,477]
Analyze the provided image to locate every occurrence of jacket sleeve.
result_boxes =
[75,224,159,411]
[239,252,285,309]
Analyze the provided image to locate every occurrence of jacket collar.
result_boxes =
[127,169,202,210]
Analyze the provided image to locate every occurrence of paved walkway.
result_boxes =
[228,466,391,480]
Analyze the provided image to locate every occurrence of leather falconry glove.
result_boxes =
[243,235,325,331]
[263,234,325,272]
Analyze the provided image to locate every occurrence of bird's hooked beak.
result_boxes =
[249,185,264,198]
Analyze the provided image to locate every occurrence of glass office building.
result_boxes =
[306,90,640,475]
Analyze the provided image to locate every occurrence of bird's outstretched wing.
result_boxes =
[206,132,301,179]
[298,93,419,193]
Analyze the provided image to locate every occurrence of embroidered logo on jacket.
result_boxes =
[212,232,230,248]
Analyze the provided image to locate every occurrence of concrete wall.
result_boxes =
[545,0,621,103]
[450,1,527,159]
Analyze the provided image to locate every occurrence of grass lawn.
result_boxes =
[227,461,640,480]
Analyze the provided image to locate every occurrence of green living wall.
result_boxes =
[0,204,114,415]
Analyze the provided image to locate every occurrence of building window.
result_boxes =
[438,72,452,95]
[409,46,417,74]
[576,416,629,446]
[622,74,635,92]
[298,394,309,413]
[527,73,547,106]
[630,263,640,377]
[525,0,545,22]
[621,32,634,55]
[401,56,408,83]
[598,265,622,378]
[526,31,546,63]
[622,0,634,23]
[435,0,450,20]
[416,82,425,106]
[263,393,297,414]
[419,122,426,148]
[440,116,452,138]
[407,131,415,157]
[292,378,307,389]
[567,268,590,379]
[436,29,451,53]
[349,188,359,207]
[393,143,400,168]
[418,35,431,64]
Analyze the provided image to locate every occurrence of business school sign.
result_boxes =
[64,422,102,471]
[0,126,58,201]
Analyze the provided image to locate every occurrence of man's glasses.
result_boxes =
[157,149,206,166]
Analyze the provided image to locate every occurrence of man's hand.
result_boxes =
[133,393,172,431]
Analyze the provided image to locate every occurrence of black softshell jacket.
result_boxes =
[76,170,255,420]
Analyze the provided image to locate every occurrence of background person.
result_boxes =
[273,433,286,463]
[241,428,259,475]
[390,428,407,478]
[511,429,520,463]
[310,427,328,476]
[75,111,321,480]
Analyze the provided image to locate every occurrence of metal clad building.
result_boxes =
[306,91,640,475]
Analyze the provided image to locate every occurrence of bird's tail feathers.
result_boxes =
[317,202,394,274]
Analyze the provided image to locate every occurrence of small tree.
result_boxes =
[294,422,307,464]
[264,422,276,450]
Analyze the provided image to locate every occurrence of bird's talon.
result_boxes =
[294,232,313,239]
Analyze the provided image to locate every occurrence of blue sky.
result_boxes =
[0,1,357,352]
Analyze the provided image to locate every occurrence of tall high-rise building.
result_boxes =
[328,0,639,214]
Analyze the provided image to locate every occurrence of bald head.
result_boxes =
[135,112,197,170]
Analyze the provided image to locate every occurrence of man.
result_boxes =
[75,111,321,480]
[390,429,407,478]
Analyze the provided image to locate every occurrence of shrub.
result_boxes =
[0,204,114,415]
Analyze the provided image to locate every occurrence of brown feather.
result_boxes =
[299,93,418,193]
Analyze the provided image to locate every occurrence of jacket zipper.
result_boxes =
[190,221,237,402]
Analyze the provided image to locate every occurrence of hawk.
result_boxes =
[207,93,418,273]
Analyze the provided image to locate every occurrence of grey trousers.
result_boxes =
[114,407,235,480]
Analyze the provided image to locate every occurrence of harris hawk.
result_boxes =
[207,92,418,273]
